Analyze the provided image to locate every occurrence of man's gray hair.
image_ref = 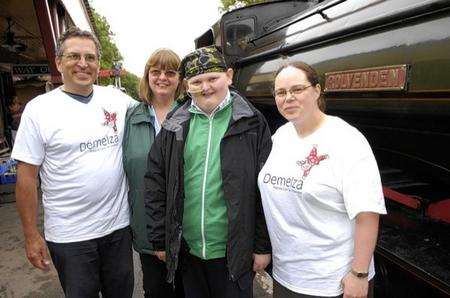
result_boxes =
[55,27,101,58]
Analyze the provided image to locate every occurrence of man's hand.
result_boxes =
[25,233,50,271]
[341,271,369,298]
[253,253,271,272]
[155,251,166,262]
[15,162,49,271]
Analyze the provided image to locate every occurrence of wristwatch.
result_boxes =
[350,268,369,278]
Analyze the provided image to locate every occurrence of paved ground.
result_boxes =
[0,188,272,298]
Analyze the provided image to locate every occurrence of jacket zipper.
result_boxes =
[200,116,213,259]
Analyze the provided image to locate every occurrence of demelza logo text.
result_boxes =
[262,173,304,193]
[262,145,328,193]
[79,134,119,152]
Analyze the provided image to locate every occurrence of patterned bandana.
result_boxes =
[179,46,227,80]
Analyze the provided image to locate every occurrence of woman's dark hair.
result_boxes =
[275,61,326,112]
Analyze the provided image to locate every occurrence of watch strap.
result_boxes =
[350,268,369,278]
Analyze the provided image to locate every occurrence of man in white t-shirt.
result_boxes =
[12,27,136,297]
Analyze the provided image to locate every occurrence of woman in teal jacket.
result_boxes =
[123,48,183,298]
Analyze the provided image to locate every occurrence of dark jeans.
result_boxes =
[273,278,374,298]
[181,253,254,298]
[47,226,134,298]
[139,253,184,298]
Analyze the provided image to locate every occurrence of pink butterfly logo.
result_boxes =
[297,146,328,178]
[103,109,117,133]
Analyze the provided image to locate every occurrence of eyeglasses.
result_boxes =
[273,84,313,99]
[60,53,98,63]
[149,69,178,79]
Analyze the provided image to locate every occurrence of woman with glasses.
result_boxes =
[258,62,386,298]
[123,48,184,298]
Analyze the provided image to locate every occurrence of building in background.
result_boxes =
[0,0,97,148]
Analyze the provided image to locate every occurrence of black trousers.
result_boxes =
[273,278,374,298]
[139,253,184,298]
[181,253,254,298]
[47,226,134,298]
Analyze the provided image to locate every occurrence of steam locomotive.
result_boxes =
[195,0,450,296]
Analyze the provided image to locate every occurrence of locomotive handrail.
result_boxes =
[247,0,347,44]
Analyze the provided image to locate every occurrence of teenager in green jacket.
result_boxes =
[123,48,184,298]
[145,46,272,298]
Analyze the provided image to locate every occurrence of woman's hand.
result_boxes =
[341,271,369,298]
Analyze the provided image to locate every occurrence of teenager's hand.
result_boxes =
[253,253,271,272]
[155,251,166,262]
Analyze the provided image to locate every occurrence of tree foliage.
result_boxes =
[91,9,140,99]
[121,72,140,100]
[221,0,271,11]
[91,10,122,73]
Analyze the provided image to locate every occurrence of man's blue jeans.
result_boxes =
[47,226,134,298]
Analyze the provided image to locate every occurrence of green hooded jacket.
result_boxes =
[183,97,233,260]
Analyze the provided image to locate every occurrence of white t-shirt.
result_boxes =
[12,85,137,243]
[258,116,386,296]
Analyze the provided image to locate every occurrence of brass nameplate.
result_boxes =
[324,65,408,92]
